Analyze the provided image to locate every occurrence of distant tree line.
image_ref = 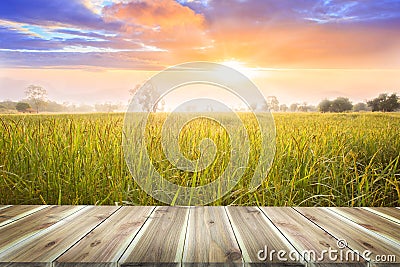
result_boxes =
[1,84,399,114]
[246,93,399,113]
[0,84,125,114]
[318,93,399,113]
[367,93,399,112]
[318,97,354,113]
[249,96,317,113]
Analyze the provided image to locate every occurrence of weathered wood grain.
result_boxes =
[182,206,242,266]
[362,208,400,224]
[0,205,49,227]
[226,206,303,266]
[0,206,398,266]
[55,206,155,267]
[260,207,366,266]
[0,206,119,267]
[0,205,85,253]
[119,206,189,267]
[329,207,400,244]
[295,207,400,266]
[0,206,11,211]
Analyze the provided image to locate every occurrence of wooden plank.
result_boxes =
[330,207,400,244]
[295,207,400,266]
[0,205,49,227]
[225,206,304,266]
[0,205,85,253]
[0,206,119,266]
[55,206,155,267]
[0,206,12,211]
[182,206,242,266]
[119,206,189,266]
[260,207,366,266]
[362,208,400,224]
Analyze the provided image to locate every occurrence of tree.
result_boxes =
[367,93,400,112]
[44,101,68,112]
[318,97,352,113]
[298,102,309,112]
[318,99,331,113]
[386,93,400,111]
[330,97,352,112]
[308,105,317,112]
[279,104,288,112]
[25,85,47,113]
[16,102,31,113]
[289,103,298,112]
[353,102,369,112]
[0,100,17,110]
[266,96,279,112]
[129,83,161,112]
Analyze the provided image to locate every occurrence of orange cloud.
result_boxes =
[101,0,400,69]
[104,0,208,50]
[106,0,203,28]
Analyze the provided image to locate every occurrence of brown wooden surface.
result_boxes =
[226,206,303,266]
[0,205,48,226]
[0,206,118,266]
[261,207,366,266]
[0,206,11,211]
[0,206,398,266]
[56,206,154,266]
[363,207,400,224]
[0,205,84,254]
[295,207,400,266]
[329,207,400,244]
[183,206,242,265]
[119,206,189,266]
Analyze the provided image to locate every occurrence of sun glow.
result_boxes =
[221,60,257,78]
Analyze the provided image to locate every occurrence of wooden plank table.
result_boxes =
[0,206,398,266]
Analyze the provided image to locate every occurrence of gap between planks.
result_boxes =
[0,205,49,227]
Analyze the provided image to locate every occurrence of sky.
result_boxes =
[0,0,399,106]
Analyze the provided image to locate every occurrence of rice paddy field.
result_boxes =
[0,112,399,206]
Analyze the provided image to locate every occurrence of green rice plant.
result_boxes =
[0,112,399,206]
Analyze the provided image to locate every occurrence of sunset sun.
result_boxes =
[221,60,257,78]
